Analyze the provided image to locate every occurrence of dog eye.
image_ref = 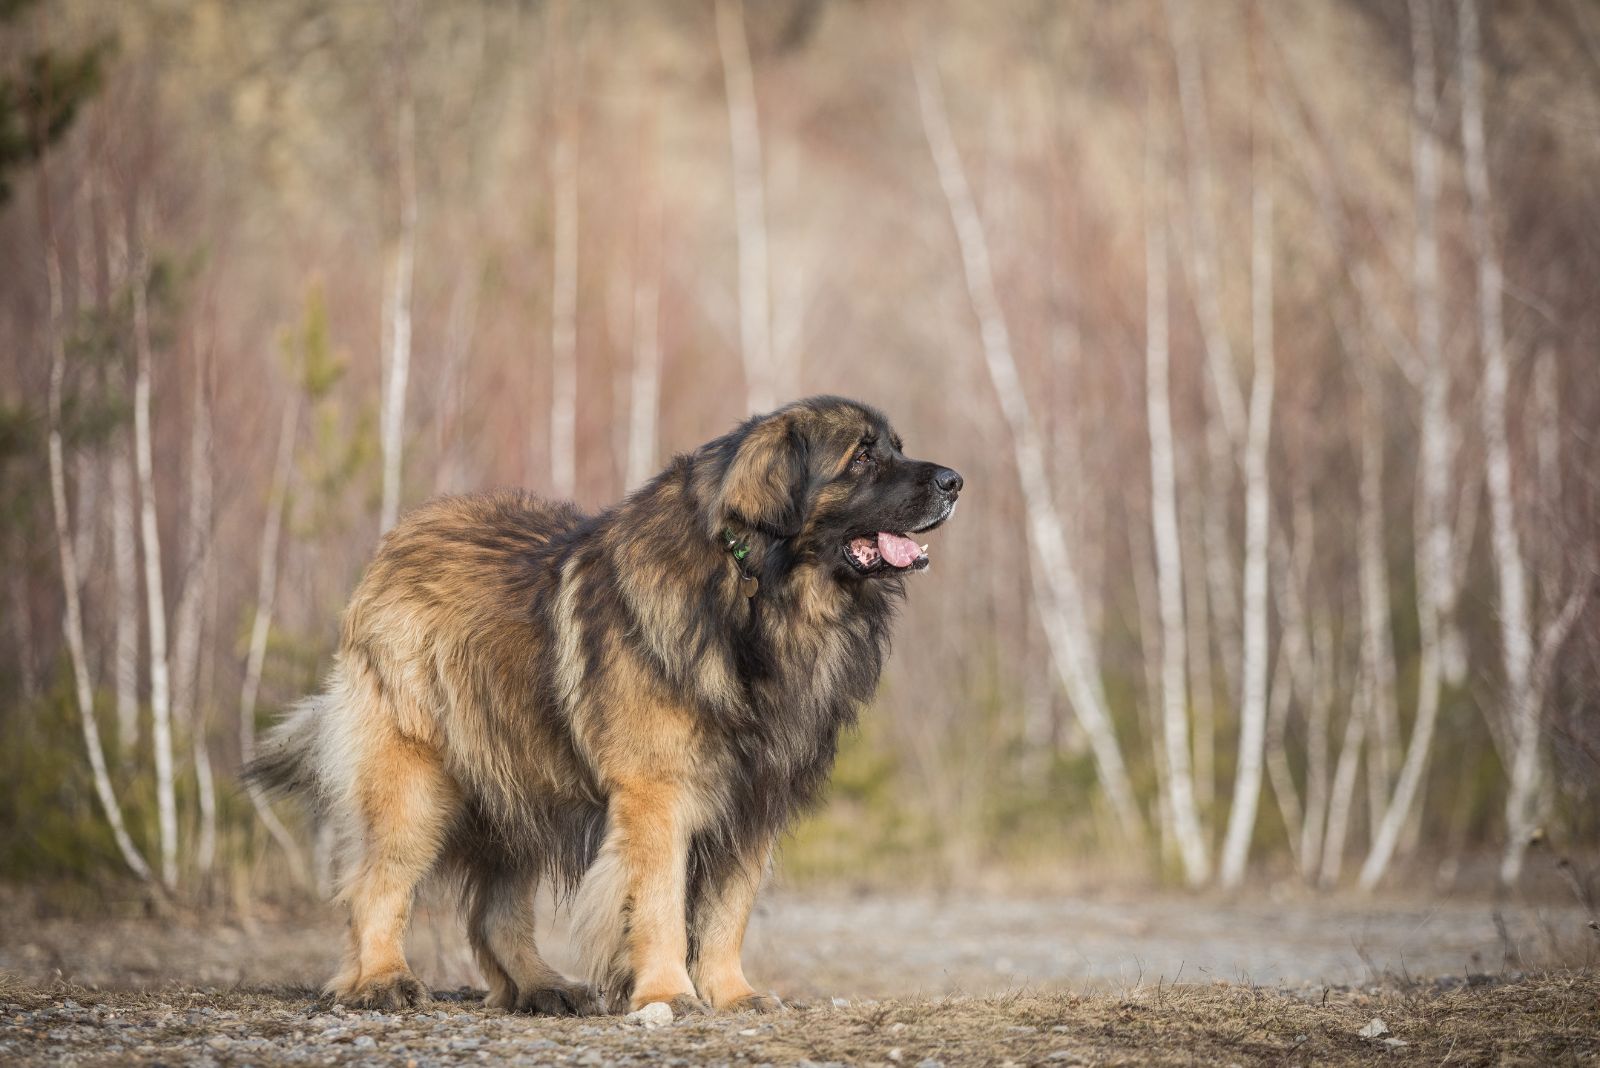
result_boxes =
[852,446,874,468]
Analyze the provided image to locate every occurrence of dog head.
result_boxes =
[707,396,963,581]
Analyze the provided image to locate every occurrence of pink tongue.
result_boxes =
[877,531,922,568]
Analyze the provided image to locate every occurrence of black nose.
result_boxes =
[934,467,963,497]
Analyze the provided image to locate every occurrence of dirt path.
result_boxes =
[1,891,1594,1065]
[2,891,1586,996]
[3,971,1596,1066]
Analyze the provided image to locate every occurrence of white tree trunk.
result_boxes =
[433,269,480,496]
[549,141,579,498]
[193,563,219,878]
[1271,508,1317,877]
[380,59,417,531]
[1200,418,1242,708]
[130,209,179,891]
[1320,678,1368,887]
[1352,0,1469,890]
[626,134,662,491]
[1166,0,1246,450]
[914,53,1145,843]
[88,164,140,759]
[1354,353,1438,888]
[240,400,311,884]
[170,356,215,875]
[715,0,775,414]
[39,165,154,884]
[1300,595,1335,879]
[1218,160,1275,888]
[1180,490,1216,816]
[1128,511,1176,863]
[1264,647,1303,870]
[1144,178,1209,885]
[111,422,140,756]
[1457,0,1539,884]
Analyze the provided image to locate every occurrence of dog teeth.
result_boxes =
[920,544,928,553]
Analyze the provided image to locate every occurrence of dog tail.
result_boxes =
[241,687,332,808]
[569,833,635,1003]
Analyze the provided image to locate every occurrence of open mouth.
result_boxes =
[845,532,929,573]
[842,505,953,575]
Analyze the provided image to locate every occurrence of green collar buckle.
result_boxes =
[721,527,751,562]
[721,527,759,597]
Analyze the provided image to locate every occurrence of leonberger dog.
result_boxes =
[247,396,963,1016]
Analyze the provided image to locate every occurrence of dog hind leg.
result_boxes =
[465,865,605,1016]
[326,720,458,1010]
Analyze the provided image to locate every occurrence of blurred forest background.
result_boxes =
[2,0,1599,907]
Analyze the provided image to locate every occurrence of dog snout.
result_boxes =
[933,467,963,498]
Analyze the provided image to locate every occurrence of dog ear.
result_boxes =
[718,413,810,536]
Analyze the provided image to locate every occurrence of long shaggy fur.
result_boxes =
[245,396,960,1013]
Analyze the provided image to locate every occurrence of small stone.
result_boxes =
[626,1001,674,1029]
[352,1035,377,1050]
[1358,1018,1389,1040]
[205,1036,233,1051]
[831,997,850,1008]
[1382,1038,1409,1049]
[887,1048,903,1063]
[915,1059,944,1068]
[739,1027,759,1036]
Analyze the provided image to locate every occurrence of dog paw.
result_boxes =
[631,993,709,1018]
[340,971,431,1011]
[516,982,607,1017]
[668,993,710,1017]
[723,992,784,1014]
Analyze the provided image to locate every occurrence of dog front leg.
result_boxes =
[691,839,780,1012]
[609,781,704,1015]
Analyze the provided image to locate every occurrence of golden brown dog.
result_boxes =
[247,396,963,1016]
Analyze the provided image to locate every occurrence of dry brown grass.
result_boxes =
[2,971,1596,1066]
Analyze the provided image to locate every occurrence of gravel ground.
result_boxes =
[3,972,1597,1066]
[1,890,1595,1065]
[2,890,1588,995]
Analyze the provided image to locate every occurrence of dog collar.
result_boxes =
[720,527,759,598]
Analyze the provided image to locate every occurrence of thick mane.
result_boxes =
[585,428,900,905]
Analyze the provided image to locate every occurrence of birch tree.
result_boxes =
[715,0,775,414]
[1144,148,1209,884]
[915,51,1144,843]
[1163,0,1277,886]
[88,165,142,759]
[1217,142,1275,888]
[170,352,216,875]
[129,201,178,891]
[1167,0,1244,715]
[433,268,480,496]
[1270,498,1323,877]
[1359,0,1455,887]
[36,134,153,885]
[1457,0,1591,884]
[625,113,663,491]
[239,398,310,884]
[379,0,418,531]
[548,0,579,499]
